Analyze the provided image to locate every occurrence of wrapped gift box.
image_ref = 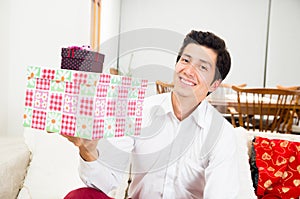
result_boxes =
[61,47,105,73]
[23,66,148,140]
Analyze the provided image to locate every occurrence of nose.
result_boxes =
[183,62,197,78]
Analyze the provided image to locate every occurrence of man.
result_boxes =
[64,30,239,199]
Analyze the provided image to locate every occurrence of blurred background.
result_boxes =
[0,0,299,137]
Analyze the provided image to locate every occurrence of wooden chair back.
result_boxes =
[220,83,247,89]
[109,68,119,75]
[155,80,174,94]
[216,83,247,96]
[276,85,300,91]
[229,86,300,133]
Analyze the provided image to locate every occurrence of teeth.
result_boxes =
[180,78,195,86]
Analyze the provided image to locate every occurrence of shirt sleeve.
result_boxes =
[203,121,240,199]
[79,136,134,194]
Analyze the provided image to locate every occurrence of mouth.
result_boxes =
[179,77,196,86]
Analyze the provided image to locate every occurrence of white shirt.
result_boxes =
[79,93,239,199]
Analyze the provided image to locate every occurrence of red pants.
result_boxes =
[64,187,114,199]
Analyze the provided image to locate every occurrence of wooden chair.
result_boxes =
[155,80,174,94]
[276,84,300,91]
[276,85,300,127]
[214,83,247,96]
[109,68,119,75]
[228,86,300,133]
[220,83,247,89]
[209,83,247,124]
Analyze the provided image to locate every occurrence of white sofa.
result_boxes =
[2,127,300,199]
[0,137,30,199]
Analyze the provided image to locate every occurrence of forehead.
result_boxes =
[182,43,217,67]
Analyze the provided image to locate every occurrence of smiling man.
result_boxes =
[64,30,239,199]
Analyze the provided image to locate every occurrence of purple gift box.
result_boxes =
[61,47,105,73]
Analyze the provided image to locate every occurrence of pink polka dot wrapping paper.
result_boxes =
[23,66,148,140]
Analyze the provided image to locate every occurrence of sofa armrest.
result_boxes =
[0,137,30,199]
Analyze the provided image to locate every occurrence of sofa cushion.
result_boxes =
[253,136,300,198]
[233,127,257,198]
[18,129,85,199]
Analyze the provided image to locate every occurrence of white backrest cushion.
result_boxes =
[18,128,85,199]
[233,127,257,199]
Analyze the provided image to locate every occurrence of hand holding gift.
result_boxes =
[62,134,99,161]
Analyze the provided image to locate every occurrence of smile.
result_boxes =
[180,77,196,86]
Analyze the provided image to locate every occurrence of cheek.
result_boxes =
[175,63,185,73]
[195,72,207,85]
[197,72,214,87]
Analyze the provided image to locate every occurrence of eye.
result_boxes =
[196,65,208,72]
[200,65,208,71]
[180,57,189,64]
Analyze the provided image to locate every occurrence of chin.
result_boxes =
[173,88,195,98]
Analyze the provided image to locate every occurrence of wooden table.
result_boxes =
[207,94,300,115]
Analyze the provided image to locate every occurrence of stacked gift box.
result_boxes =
[23,66,148,140]
[61,46,105,73]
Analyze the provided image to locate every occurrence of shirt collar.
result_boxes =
[155,92,209,129]
[190,99,209,129]
[154,92,173,116]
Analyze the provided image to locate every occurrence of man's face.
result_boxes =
[173,43,220,102]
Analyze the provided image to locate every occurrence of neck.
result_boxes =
[171,92,200,121]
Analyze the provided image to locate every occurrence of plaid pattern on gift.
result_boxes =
[66,82,80,94]
[122,76,131,86]
[42,69,55,80]
[99,73,111,84]
[25,90,34,107]
[79,97,94,116]
[127,100,137,116]
[96,85,108,98]
[138,88,146,99]
[106,100,116,117]
[61,114,76,136]
[115,118,126,137]
[118,86,129,99]
[31,110,47,130]
[23,66,148,140]
[73,72,88,84]
[135,118,143,136]
[49,93,63,111]
[36,78,51,90]
[92,119,104,139]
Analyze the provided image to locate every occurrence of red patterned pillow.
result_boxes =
[253,136,300,199]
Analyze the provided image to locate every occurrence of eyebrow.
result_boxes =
[182,53,213,68]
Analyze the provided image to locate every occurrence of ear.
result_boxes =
[208,79,222,92]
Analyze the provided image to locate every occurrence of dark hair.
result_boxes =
[176,30,231,81]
